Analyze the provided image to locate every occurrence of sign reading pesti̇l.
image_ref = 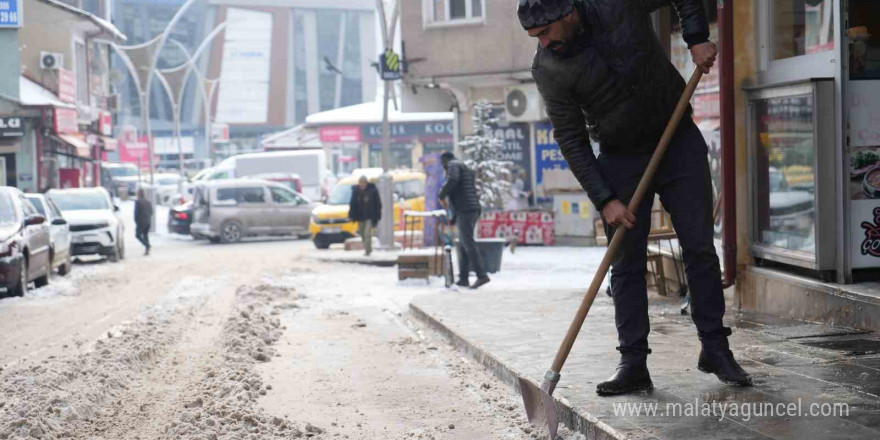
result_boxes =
[0,1,21,28]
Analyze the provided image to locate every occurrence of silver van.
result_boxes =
[190,179,317,243]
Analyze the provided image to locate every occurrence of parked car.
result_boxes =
[309,170,426,249]
[168,200,193,235]
[25,194,72,276]
[100,162,140,197]
[0,187,52,297]
[190,179,317,243]
[47,188,125,262]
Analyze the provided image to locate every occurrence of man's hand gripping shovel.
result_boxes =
[518,68,704,439]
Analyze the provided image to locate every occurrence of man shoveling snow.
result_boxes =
[519,0,751,395]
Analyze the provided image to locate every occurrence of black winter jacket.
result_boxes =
[349,183,382,226]
[134,198,153,229]
[439,159,481,214]
[532,0,709,210]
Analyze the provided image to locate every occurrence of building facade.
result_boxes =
[0,0,124,191]
[108,0,379,170]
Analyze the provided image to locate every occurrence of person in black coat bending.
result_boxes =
[348,176,381,256]
[518,0,750,396]
[439,152,490,290]
[134,188,153,256]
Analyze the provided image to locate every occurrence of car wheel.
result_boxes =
[220,221,243,244]
[11,258,27,297]
[34,265,49,288]
[58,253,72,276]
[313,239,330,250]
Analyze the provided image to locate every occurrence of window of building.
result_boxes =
[757,0,838,84]
[753,94,816,253]
[771,0,835,61]
[425,0,484,26]
[849,0,880,80]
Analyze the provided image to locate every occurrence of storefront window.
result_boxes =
[849,0,880,80]
[755,94,816,253]
[772,0,835,61]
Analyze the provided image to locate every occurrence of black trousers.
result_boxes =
[600,119,730,361]
[136,225,150,249]
[456,210,487,281]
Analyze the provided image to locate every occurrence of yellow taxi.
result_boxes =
[310,170,426,249]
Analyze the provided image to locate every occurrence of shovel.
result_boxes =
[519,67,704,439]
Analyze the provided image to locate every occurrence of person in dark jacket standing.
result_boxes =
[348,176,381,256]
[519,0,751,395]
[439,152,490,290]
[134,188,153,256]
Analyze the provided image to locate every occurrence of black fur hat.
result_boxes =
[517,0,575,30]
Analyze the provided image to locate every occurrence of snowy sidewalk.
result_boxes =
[410,247,880,440]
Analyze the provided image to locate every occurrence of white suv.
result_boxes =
[47,188,125,262]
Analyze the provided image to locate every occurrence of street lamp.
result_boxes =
[154,24,228,181]
[104,0,201,186]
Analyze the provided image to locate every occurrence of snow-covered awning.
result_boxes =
[38,0,127,41]
[19,76,76,109]
[52,134,92,158]
[260,125,324,150]
[305,100,453,126]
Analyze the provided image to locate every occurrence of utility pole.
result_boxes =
[375,0,400,250]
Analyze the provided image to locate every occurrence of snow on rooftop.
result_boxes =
[305,100,453,126]
[19,76,76,108]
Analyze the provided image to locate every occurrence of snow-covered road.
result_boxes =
[0,211,600,439]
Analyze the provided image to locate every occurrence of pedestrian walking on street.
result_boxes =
[134,188,153,256]
[439,152,490,290]
[519,0,751,395]
[348,176,381,256]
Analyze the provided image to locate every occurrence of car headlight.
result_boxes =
[0,237,18,258]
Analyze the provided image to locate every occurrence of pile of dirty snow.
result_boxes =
[164,284,325,439]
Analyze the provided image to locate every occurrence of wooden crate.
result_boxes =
[397,251,444,281]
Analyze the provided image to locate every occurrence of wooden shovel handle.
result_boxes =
[549,68,704,375]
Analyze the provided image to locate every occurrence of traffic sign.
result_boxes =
[379,49,401,81]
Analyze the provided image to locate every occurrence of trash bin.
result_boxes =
[456,238,506,274]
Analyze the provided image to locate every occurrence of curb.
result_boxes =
[310,256,398,267]
[409,300,629,440]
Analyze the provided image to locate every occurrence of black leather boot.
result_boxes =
[698,347,753,386]
[596,359,653,396]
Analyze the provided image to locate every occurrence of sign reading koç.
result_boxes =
[0,1,22,28]
[0,117,24,138]
[361,121,454,142]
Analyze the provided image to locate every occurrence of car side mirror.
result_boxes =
[25,215,46,226]
[52,218,67,226]
[114,205,120,212]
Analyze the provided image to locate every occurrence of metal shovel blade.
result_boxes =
[518,377,559,440]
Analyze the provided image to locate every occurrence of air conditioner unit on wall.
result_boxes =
[504,83,546,122]
[40,52,63,70]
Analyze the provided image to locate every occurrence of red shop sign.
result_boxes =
[54,108,79,135]
[320,126,361,143]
